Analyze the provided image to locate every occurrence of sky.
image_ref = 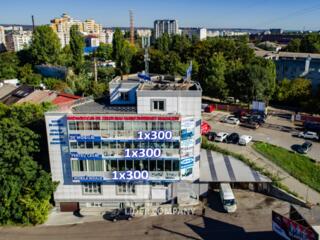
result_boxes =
[1,0,320,30]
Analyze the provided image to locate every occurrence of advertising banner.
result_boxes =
[180,157,194,179]
[272,211,318,240]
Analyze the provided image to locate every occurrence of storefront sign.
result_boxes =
[70,152,103,160]
[69,134,101,142]
[67,115,180,121]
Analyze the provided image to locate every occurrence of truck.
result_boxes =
[219,183,237,213]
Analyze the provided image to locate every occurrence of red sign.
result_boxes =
[272,211,318,240]
[67,115,180,121]
[201,121,211,135]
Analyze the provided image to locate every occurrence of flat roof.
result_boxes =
[71,97,137,114]
[200,149,271,183]
[293,205,320,227]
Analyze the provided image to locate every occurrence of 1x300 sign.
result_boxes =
[137,130,172,140]
[125,148,161,158]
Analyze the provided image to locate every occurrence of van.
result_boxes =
[219,183,237,213]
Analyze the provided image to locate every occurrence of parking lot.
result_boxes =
[0,190,287,240]
[203,111,320,162]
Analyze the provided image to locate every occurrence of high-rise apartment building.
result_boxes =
[154,20,179,39]
[5,29,32,52]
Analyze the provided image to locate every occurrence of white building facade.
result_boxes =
[45,74,202,212]
[5,30,32,52]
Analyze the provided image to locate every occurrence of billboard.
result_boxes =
[272,211,318,240]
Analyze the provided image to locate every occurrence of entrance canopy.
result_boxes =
[200,149,271,183]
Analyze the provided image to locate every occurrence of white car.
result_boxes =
[222,116,240,125]
[298,131,319,140]
[215,132,229,142]
[238,135,253,145]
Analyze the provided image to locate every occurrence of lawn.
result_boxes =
[252,142,320,193]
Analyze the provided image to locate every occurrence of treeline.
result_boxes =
[0,103,57,225]
[286,33,320,53]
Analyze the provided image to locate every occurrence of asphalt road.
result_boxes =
[203,111,320,162]
[0,190,286,240]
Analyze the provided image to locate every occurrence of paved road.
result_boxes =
[0,190,286,240]
[203,111,320,162]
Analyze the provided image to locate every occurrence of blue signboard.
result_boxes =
[73,176,103,182]
[69,134,101,142]
[70,152,103,160]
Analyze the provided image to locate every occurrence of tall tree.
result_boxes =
[69,25,85,73]
[29,26,61,65]
[95,43,113,61]
[286,39,301,52]
[0,52,20,80]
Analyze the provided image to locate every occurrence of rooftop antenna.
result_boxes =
[129,10,134,45]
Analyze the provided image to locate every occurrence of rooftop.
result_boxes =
[293,205,320,227]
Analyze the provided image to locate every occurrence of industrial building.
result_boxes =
[45,73,203,212]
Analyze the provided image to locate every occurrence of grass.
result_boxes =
[252,142,320,193]
[201,137,300,197]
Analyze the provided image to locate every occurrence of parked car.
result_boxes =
[238,135,253,145]
[215,132,229,142]
[240,120,259,129]
[226,133,240,144]
[221,116,240,125]
[205,104,215,113]
[296,141,312,154]
[206,131,217,141]
[250,115,265,125]
[105,208,134,222]
[234,110,248,118]
[298,131,319,140]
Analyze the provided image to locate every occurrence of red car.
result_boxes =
[201,121,212,135]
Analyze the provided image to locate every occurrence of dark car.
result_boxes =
[297,141,312,154]
[250,115,265,125]
[240,120,259,129]
[206,131,217,141]
[105,208,133,222]
[226,133,240,144]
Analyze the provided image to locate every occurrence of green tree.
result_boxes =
[112,29,133,79]
[0,52,20,80]
[29,26,61,65]
[286,39,301,52]
[155,33,171,53]
[95,43,112,61]
[202,53,228,100]
[69,25,85,73]
[300,33,320,53]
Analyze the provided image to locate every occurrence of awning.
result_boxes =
[200,149,271,183]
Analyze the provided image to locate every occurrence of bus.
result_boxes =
[219,183,237,213]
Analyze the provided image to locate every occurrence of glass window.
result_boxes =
[110,142,117,149]
[95,160,103,171]
[82,183,102,195]
[78,142,85,149]
[79,160,87,171]
[120,92,129,101]
[117,122,124,130]
[70,142,77,149]
[109,121,117,130]
[133,142,140,149]
[125,142,132,149]
[124,122,132,130]
[165,160,172,171]
[118,160,125,171]
[69,121,76,130]
[142,160,148,171]
[111,160,118,171]
[94,142,101,149]
[126,160,133,170]
[86,142,93,149]
[172,122,180,131]
[117,142,125,149]
[134,160,141,170]
[102,142,109,149]
[117,183,135,195]
[165,122,172,131]
[88,160,95,171]
[173,160,179,171]
[77,121,84,130]
[149,160,157,171]
[165,142,172,149]
[152,100,165,111]
[106,160,111,171]
[71,160,80,171]
[173,142,180,149]
[157,160,164,171]
[92,122,100,130]
[151,122,157,130]
[100,121,108,130]
[159,122,165,130]
[84,121,92,130]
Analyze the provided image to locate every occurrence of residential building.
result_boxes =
[181,28,207,40]
[5,29,32,52]
[154,20,179,39]
[85,35,100,47]
[50,13,102,47]
[45,73,202,212]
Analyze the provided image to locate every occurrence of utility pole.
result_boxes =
[31,15,35,32]
[93,57,98,82]
[142,35,150,77]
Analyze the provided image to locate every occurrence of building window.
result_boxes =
[151,100,165,111]
[82,182,102,195]
[70,142,77,149]
[92,121,100,130]
[117,183,135,195]
[68,121,76,130]
[120,92,129,101]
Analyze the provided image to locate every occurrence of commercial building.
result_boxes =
[255,50,320,92]
[50,13,103,47]
[5,29,32,52]
[154,20,179,39]
[45,73,202,212]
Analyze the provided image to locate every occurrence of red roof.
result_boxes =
[52,92,81,105]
